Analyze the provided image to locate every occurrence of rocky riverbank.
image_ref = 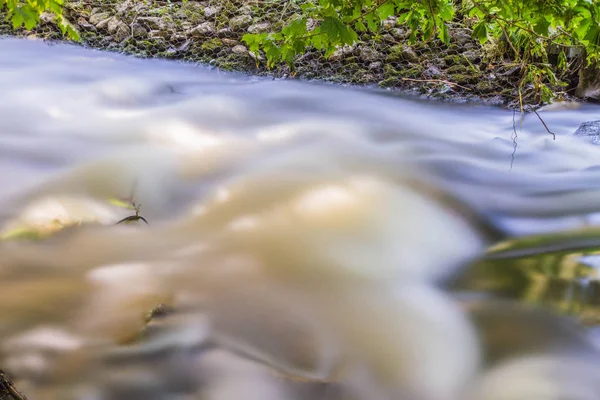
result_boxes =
[0,0,586,107]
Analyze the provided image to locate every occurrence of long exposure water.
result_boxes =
[3,37,600,400]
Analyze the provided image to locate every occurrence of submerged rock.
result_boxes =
[574,121,600,144]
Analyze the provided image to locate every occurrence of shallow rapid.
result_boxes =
[2,37,600,400]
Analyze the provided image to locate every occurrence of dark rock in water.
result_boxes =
[574,121,600,144]
[577,60,600,100]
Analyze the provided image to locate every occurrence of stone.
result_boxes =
[424,65,443,77]
[89,12,111,26]
[229,15,252,31]
[368,61,382,70]
[96,16,114,30]
[40,12,55,24]
[451,30,472,46]
[329,45,355,61]
[203,6,221,17]
[239,5,253,15]
[577,61,600,100]
[149,30,168,39]
[112,22,129,42]
[188,21,216,36]
[232,45,248,55]
[131,23,147,38]
[177,40,192,52]
[463,50,480,63]
[381,17,397,30]
[390,28,408,40]
[306,18,317,31]
[401,46,418,63]
[137,17,165,30]
[221,38,239,47]
[77,18,96,31]
[359,46,379,62]
[247,23,271,34]
[217,27,232,36]
[574,121,600,145]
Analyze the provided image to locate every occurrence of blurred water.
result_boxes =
[2,37,600,400]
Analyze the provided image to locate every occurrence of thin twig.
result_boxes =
[401,77,472,90]
[510,108,518,171]
[528,105,556,140]
[0,370,27,400]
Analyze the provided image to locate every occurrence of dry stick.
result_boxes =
[0,370,27,400]
[400,77,472,91]
[528,105,556,140]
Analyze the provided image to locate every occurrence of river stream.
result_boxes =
[2,37,600,400]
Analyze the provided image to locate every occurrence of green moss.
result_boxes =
[398,65,423,78]
[201,38,223,51]
[450,73,478,84]
[386,44,404,62]
[384,64,400,77]
[475,81,495,92]
[379,77,400,87]
[446,64,468,74]
[443,54,465,66]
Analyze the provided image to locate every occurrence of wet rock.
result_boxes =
[188,21,215,36]
[40,12,56,24]
[89,12,111,26]
[222,38,239,47]
[359,46,379,62]
[463,50,480,63]
[577,61,600,100]
[574,121,600,144]
[401,46,418,63]
[390,27,408,40]
[232,45,248,55]
[239,5,253,15]
[424,65,443,77]
[203,6,221,17]
[329,45,355,61]
[306,18,317,31]
[217,27,232,37]
[382,16,397,30]
[77,18,96,31]
[451,30,472,46]
[131,23,147,38]
[368,61,382,70]
[149,30,168,39]
[137,17,166,31]
[229,15,252,31]
[382,33,395,43]
[247,23,271,34]
[177,39,191,52]
[96,16,113,30]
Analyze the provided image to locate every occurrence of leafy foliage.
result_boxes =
[243,0,600,104]
[0,0,79,40]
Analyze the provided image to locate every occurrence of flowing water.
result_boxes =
[3,37,600,399]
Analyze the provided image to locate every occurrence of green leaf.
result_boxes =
[282,17,307,37]
[321,16,357,45]
[533,17,550,36]
[377,2,395,21]
[472,20,489,44]
[365,12,377,31]
[439,23,450,44]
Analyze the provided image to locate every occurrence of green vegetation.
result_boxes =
[0,0,79,39]
[243,0,600,105]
